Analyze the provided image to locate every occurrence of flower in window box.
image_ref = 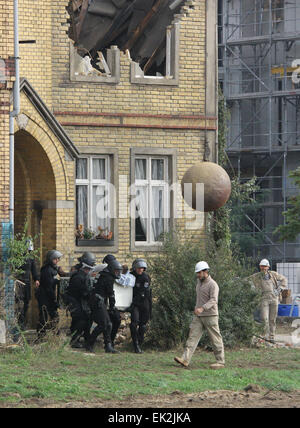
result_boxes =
[83,228,96,240]
[75,226,96,240]
[95,227,113,241]
[75,224,84,239]
[106,231,113,241]
[96,226,105,240]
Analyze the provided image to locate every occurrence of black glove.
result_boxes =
[108,306,116,315]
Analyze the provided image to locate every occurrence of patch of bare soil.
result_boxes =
[1,390,300,408]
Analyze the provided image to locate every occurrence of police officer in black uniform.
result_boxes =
[130,259,152,353]
[66,252,96,339]
[70,252,96,275]
[99,254,121,346]
[86,258,122,353]
[16,240,40,330]
[65,253,96,349]
[102,254,116,265]
[36,250,67,338]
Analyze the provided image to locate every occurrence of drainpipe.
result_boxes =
[9,0,20,228]
[3,0,20,340]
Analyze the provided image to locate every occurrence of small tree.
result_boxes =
[275,167,300,241]
[3,222,40,280]
[1,221,40,341]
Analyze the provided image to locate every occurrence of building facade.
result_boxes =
[1,0,218,324]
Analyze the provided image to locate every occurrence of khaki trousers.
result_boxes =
[182,315,225,364]
[260,299,278,340]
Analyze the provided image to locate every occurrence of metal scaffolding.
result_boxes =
[218,0,300,264]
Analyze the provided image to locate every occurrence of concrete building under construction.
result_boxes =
[218,0,300,296]
[218,0,300,293]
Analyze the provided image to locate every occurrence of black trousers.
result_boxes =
[36,290,59,337]
[109,308,121,344]
[130,302,150,345]
[36,301,59,337]
[16,283,31,329]
[68,297,91,344]
[89,303,112,347]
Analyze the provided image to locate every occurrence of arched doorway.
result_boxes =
[14,130,57,327]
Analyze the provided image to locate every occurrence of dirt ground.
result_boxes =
[2,389,300,408]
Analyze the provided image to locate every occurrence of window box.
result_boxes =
[76,238,115,247]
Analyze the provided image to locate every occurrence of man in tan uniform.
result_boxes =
[174,261,225,370]
[248,259,287,343]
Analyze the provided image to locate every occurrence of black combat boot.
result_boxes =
[105,342,118,353]
[133,341,143,354]
[138,325,146,346]
[72,342,85,349]
[85,342,95,353]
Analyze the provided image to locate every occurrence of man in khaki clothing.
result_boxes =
[174,261,225,370]
[248,259,287,343]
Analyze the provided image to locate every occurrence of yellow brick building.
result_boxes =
[1,0,218,323]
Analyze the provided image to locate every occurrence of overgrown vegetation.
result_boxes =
[0,220,40,342]
[275,166,300,241]
[2,221,39,279]
[147,234,261,350]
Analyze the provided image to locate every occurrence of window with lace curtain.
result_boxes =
[76,156,113,244]
[134,156,170,245]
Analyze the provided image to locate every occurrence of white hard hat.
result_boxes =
[259,259,270,267]
[195,261,210,273]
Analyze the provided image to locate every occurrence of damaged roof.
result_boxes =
[67,0,193,75]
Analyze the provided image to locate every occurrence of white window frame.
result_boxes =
[76,156,111,234]
[70,43,120,84]
[134,156,170,246]
[130,22,179,86]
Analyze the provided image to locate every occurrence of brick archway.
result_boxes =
[14,130,57,327]
[14,98,76,274]
[15,129,57,253]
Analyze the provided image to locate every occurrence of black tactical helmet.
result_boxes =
[102,254,116,264]
[78,252,96,267]
[46,250,63,264]
[108,259,123,279]
[132,258,147,271]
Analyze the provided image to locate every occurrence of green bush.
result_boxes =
[147,233,261,350]
[3,221,40,279]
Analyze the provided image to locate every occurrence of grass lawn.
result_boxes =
[0,342,299,406]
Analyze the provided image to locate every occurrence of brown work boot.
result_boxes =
[174,357,189,367]
[210,363,225,370]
